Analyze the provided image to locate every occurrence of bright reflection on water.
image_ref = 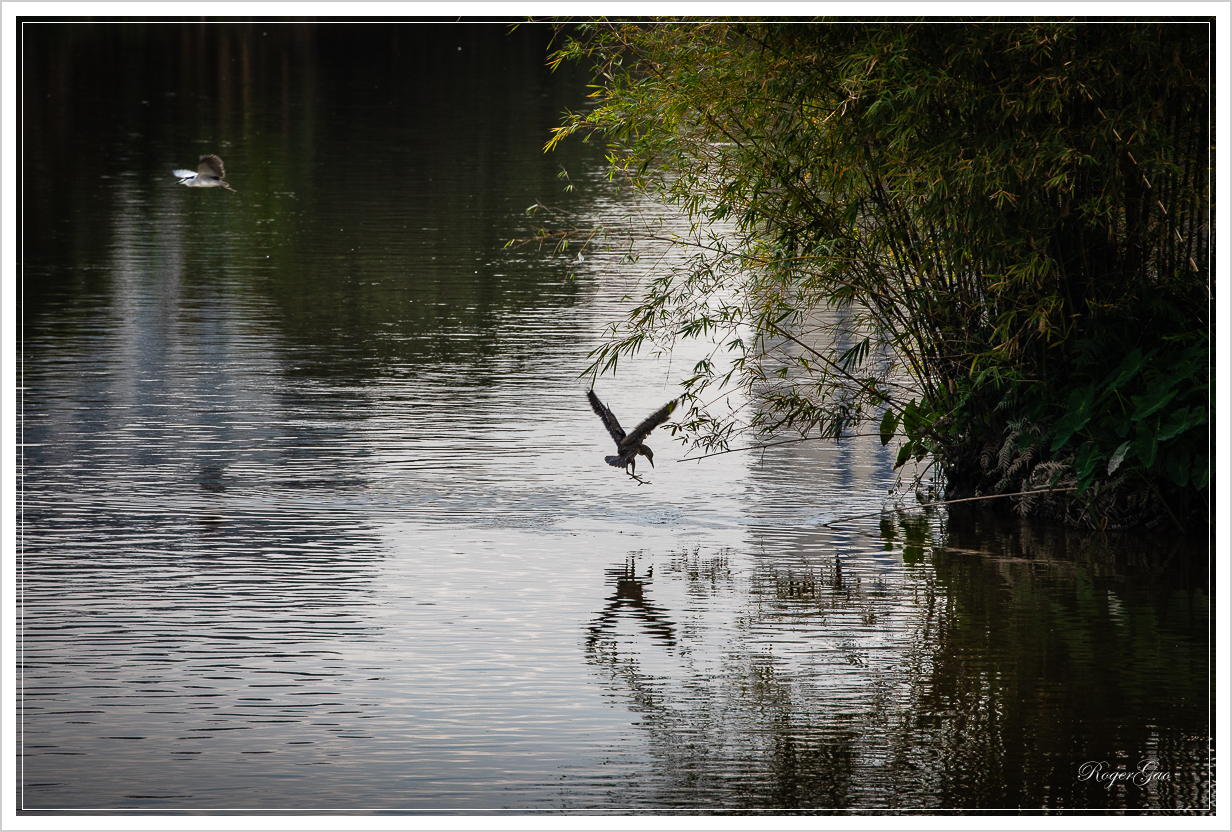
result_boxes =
[20,22,1209,813]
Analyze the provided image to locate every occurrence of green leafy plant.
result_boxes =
[541,20,1209,529]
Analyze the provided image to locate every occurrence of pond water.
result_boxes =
[18,22,1211,814]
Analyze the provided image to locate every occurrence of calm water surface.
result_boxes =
[19,22,1210,813]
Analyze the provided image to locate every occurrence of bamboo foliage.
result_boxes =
[545,20,1209,528]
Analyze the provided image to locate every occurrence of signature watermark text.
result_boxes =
[1077,759,1173,789]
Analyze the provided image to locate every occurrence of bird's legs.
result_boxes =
[624,461,649,485]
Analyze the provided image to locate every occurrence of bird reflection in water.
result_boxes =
[586,557,677,649]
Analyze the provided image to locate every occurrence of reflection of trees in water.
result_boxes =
[910,516,1211,809]
[583,527,1209,810]
[885,512,1209,809]
[584,550,864,810]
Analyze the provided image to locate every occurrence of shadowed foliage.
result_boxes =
[543,20,1209,530]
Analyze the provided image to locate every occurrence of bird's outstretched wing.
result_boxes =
[618,399,676,454]
[198,155,226,178]
[587,390,626,445]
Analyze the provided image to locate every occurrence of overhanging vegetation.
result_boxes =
[541,20,1210,530]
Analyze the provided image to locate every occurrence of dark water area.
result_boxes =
[18,21,1211,815]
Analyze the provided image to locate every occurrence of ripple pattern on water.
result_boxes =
[19,22,1210,814]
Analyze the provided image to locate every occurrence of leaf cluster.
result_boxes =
[544,19,1210,528]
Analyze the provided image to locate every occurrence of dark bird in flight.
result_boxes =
[587,389,676,478]
[173,154,236,192]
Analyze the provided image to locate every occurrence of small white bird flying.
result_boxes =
[173,154,236,192]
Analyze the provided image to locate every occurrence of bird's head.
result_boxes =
[637,445,655,467]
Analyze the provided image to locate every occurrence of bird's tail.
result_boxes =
[604,456,628,469]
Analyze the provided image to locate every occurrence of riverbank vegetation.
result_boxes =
[540,20,1210,531]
